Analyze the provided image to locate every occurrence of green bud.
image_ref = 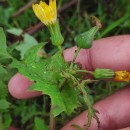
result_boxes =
[48,20,64,47]
[93,68,115,79]
[75,26,99,49]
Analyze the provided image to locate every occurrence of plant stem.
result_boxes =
[59,47,81,91]
[70,47,81,68]
[80,83,93,129]
[79,80,100,129]
[49,105,55,130]
[58,46,63,55]
[59,78,67,91]
[59,47,80,91]
[76,70,94,75]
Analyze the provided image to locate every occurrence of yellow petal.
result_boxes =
[40,1,49,9]
[32,4,42,19]
[49,0,56,11]
[32,0,57,26]
[49,0,56,6]
[49,0,57,18]
[115,71,130,82]
[32,4,48,25]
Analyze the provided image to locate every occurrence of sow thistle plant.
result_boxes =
[0,0,130,130]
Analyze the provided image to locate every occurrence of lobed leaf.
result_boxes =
[29,82,66,117]
[10,43,71,116]
[61,82,78,115]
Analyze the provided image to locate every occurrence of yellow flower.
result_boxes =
[32,0,64,51]
[32,0,57,26]
[114,70,130,82]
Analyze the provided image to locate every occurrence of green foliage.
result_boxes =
[7,28,23,36]
[7,28,38,59]
[16,33,38,59]
[61,83,78,115]
[34,117,49,130]
[0,28,6,49]
[11,43,78,117]
[0,99,10,110]
[1,113,12,130]
[0,0,130,130]
[100,13,129,37]
[0,27,12,62]
[0,81,8,100]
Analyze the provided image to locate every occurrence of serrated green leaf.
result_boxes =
[50,53,67,71]
[0,99,10,110]
[61,83,78,115]
[34,117,49,130]
[29,82,66,117]
[11,48,67,85]
[10,44,69,116]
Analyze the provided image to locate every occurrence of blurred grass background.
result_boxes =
[1,0,130,44]
[0,0,130,129]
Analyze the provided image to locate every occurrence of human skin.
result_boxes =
[8,35,130,130]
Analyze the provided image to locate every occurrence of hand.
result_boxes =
[8,35,130,130]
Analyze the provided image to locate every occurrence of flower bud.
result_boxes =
[93,68,115,79]
[48,21,64,47]
[75,26,99,49]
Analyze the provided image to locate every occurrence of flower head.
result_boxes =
[32,0,57,26]
[32,0,64,50]
[93,68,115,79]
[114,70,130,82]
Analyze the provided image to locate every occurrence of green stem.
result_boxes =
[80,82,93,129]
[79,80,100,129]
[49,105,55,130]
[70,47,81,68]
[58,45,63,55]
[59,78,67,91]
[76,70,94,75]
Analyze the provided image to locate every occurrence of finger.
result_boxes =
[64,35,130,71]
[8,126,19,130]
[119,128,130,130]
[61,86,130,130]
[8,73,42,99]
[8,35,130,99]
